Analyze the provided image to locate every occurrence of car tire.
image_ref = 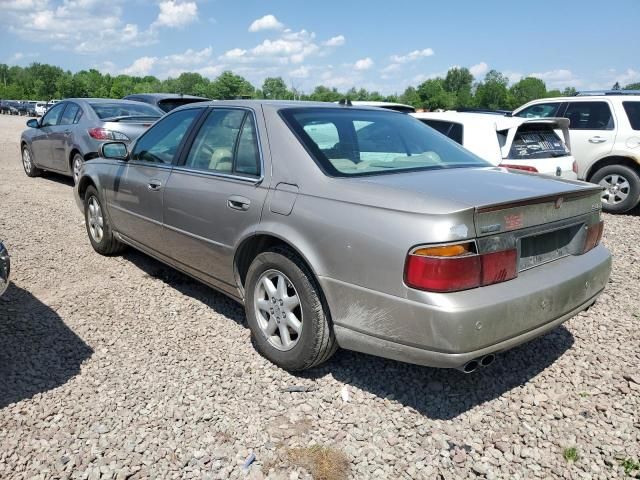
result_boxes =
[591,165,640,214]
[245,247,337,371]
[21,145,41,177]
[84,186,126,255]
[72,153,83,185]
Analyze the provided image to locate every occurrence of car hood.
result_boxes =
[326,166,599,215]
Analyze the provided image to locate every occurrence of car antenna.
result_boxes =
[338,98,352,106]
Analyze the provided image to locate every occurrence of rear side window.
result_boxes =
[516,103,562,118]
[159,99,207,113]
[59,103,80,126]
[623,102,640,130]
[508,124,570,159]
[564,102,614,130]
[419,119,463,144]
[280,108,489,177]
[184,109,261,177]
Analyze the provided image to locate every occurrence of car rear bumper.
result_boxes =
[320,244,611,369]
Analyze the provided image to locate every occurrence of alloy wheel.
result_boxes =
[253,269,303,351]
[22,148,32,174]
[73,155,83,184]
[599,174,630,205]
[87,196,104,243]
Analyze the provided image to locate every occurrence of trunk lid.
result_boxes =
[101,116,159,143]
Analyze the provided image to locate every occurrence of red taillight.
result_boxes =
[405,245,518,293]
[582,221,604,253]
[88,128,130,141]
[500,163,539,173]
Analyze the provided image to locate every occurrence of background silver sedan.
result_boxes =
[74,101,611,372]
[20,98,163,184]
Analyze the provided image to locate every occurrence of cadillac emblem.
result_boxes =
[554,197,564,209]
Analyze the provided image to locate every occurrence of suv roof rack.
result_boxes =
[574,90,640,96]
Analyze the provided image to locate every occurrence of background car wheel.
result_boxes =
[245,247,337,371]
[591,165,640,213]
[83,186,126,255]
[21,146,41,177]
[72,153,83,185]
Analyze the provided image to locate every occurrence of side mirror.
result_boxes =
[26,119,39,128]
[101,142,129,160]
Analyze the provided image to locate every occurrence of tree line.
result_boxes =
[1,62,639,110]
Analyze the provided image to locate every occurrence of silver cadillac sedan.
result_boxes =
[74,100,612,372]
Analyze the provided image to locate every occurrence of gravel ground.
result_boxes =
[0,113,638,480]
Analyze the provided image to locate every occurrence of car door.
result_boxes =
[560,101,615,177]
[50,102,81,173]
[162,107,268,287]
[31,102,66,169]
[104,107,203,254]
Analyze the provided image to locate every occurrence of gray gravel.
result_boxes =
[0,113,639,479]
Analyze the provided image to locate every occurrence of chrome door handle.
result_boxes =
[227,195,250,211]
[147,180,162,191]
[589,136,607,144]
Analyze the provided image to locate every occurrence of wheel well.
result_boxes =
[235,235,305,288]
[586,156,640,181]
[77,177,96,201]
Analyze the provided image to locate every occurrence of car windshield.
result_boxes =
[90,102,162,119]
[508,124,570,159]
[281,108,490,177]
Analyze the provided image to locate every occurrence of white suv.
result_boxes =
[514,92,640,213]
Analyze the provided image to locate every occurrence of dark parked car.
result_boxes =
[20,98,163,184]
[74,100,611,372]
[1,100,20,115]
[17,101,37,116]
[123,93,209,113]
[0,240,9,297]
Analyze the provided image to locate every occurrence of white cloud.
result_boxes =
[323,35,345,47]
[221,48,247,60]
[248,14,284,32]
[504,71,523,84]
[121,56,157,76]
[153,0,198,28]
[354,57,374,71]
[529,69,582,88]
[612,68,640,86]
[390,48,434,64]
[289,65,310,78]
[469,61,488,78]
[5,0,157,53]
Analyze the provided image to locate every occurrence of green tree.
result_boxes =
[475,70,509,109]
[398,86,421,108]
[509,77,547,108]
[624,82,640,90]
[207,71,254,99]
[308,86,342,102]
[443,67,473,107]
[262,77,290,100]
[612,81,621,90]
[416,78,455,110]
[562,86,577,96]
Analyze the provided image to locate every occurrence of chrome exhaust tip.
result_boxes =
[462,359,479,374]
[480,354,495,368]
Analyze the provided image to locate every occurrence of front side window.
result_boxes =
[516,103,562,119]
[623,101,640,130]
[59,103,80,126]
[281,108,489,176]
[41,103,66,127]
[131,108,202,165]
[184,109,260,176]
[564,101,614,130]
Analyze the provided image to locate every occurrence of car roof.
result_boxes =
[412,111,569,131]
[172,99,408,112]
[124,93,209,100]
[526,94,640,102]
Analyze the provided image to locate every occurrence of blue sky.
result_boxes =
[1,0,639,94]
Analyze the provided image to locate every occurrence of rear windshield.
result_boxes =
[508,124,570,160]
[280,108,489,177]
[90,102,162,119]
[158,98,207,113]
[623,101,640,130]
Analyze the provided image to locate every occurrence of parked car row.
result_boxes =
[0,99,59,116]
[16,96,616,373]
